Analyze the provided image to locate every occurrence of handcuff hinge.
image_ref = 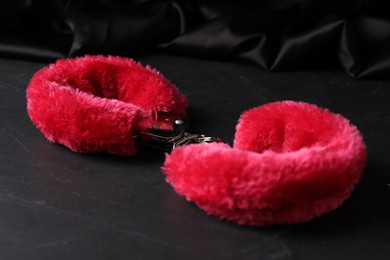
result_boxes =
[134,119,221,151]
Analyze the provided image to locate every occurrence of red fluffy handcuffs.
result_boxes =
[27,55,367,226]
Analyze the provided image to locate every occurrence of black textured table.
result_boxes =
[1,55,389,259]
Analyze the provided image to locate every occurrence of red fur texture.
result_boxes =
[163,101,367,226]
[27,55,187,156]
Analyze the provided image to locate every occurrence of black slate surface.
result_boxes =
[0,55,389,260]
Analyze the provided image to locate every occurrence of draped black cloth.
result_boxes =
[1,0,389,78]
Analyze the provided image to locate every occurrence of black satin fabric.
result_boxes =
[1,0,390,78]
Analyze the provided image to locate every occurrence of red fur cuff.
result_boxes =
[26,55,187,156]
[163,101,367,226]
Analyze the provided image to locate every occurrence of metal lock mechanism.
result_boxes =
[134,119,221,151]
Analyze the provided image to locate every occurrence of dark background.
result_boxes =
[1,0,390,78]
[1,1,390,259]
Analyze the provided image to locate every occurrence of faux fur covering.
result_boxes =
[163,101,367,226]
[26,55,187,156]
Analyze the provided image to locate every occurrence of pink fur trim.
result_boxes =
[163,101,367,226]
[27,55,187,156]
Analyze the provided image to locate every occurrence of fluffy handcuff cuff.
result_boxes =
[26,55,367,227]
